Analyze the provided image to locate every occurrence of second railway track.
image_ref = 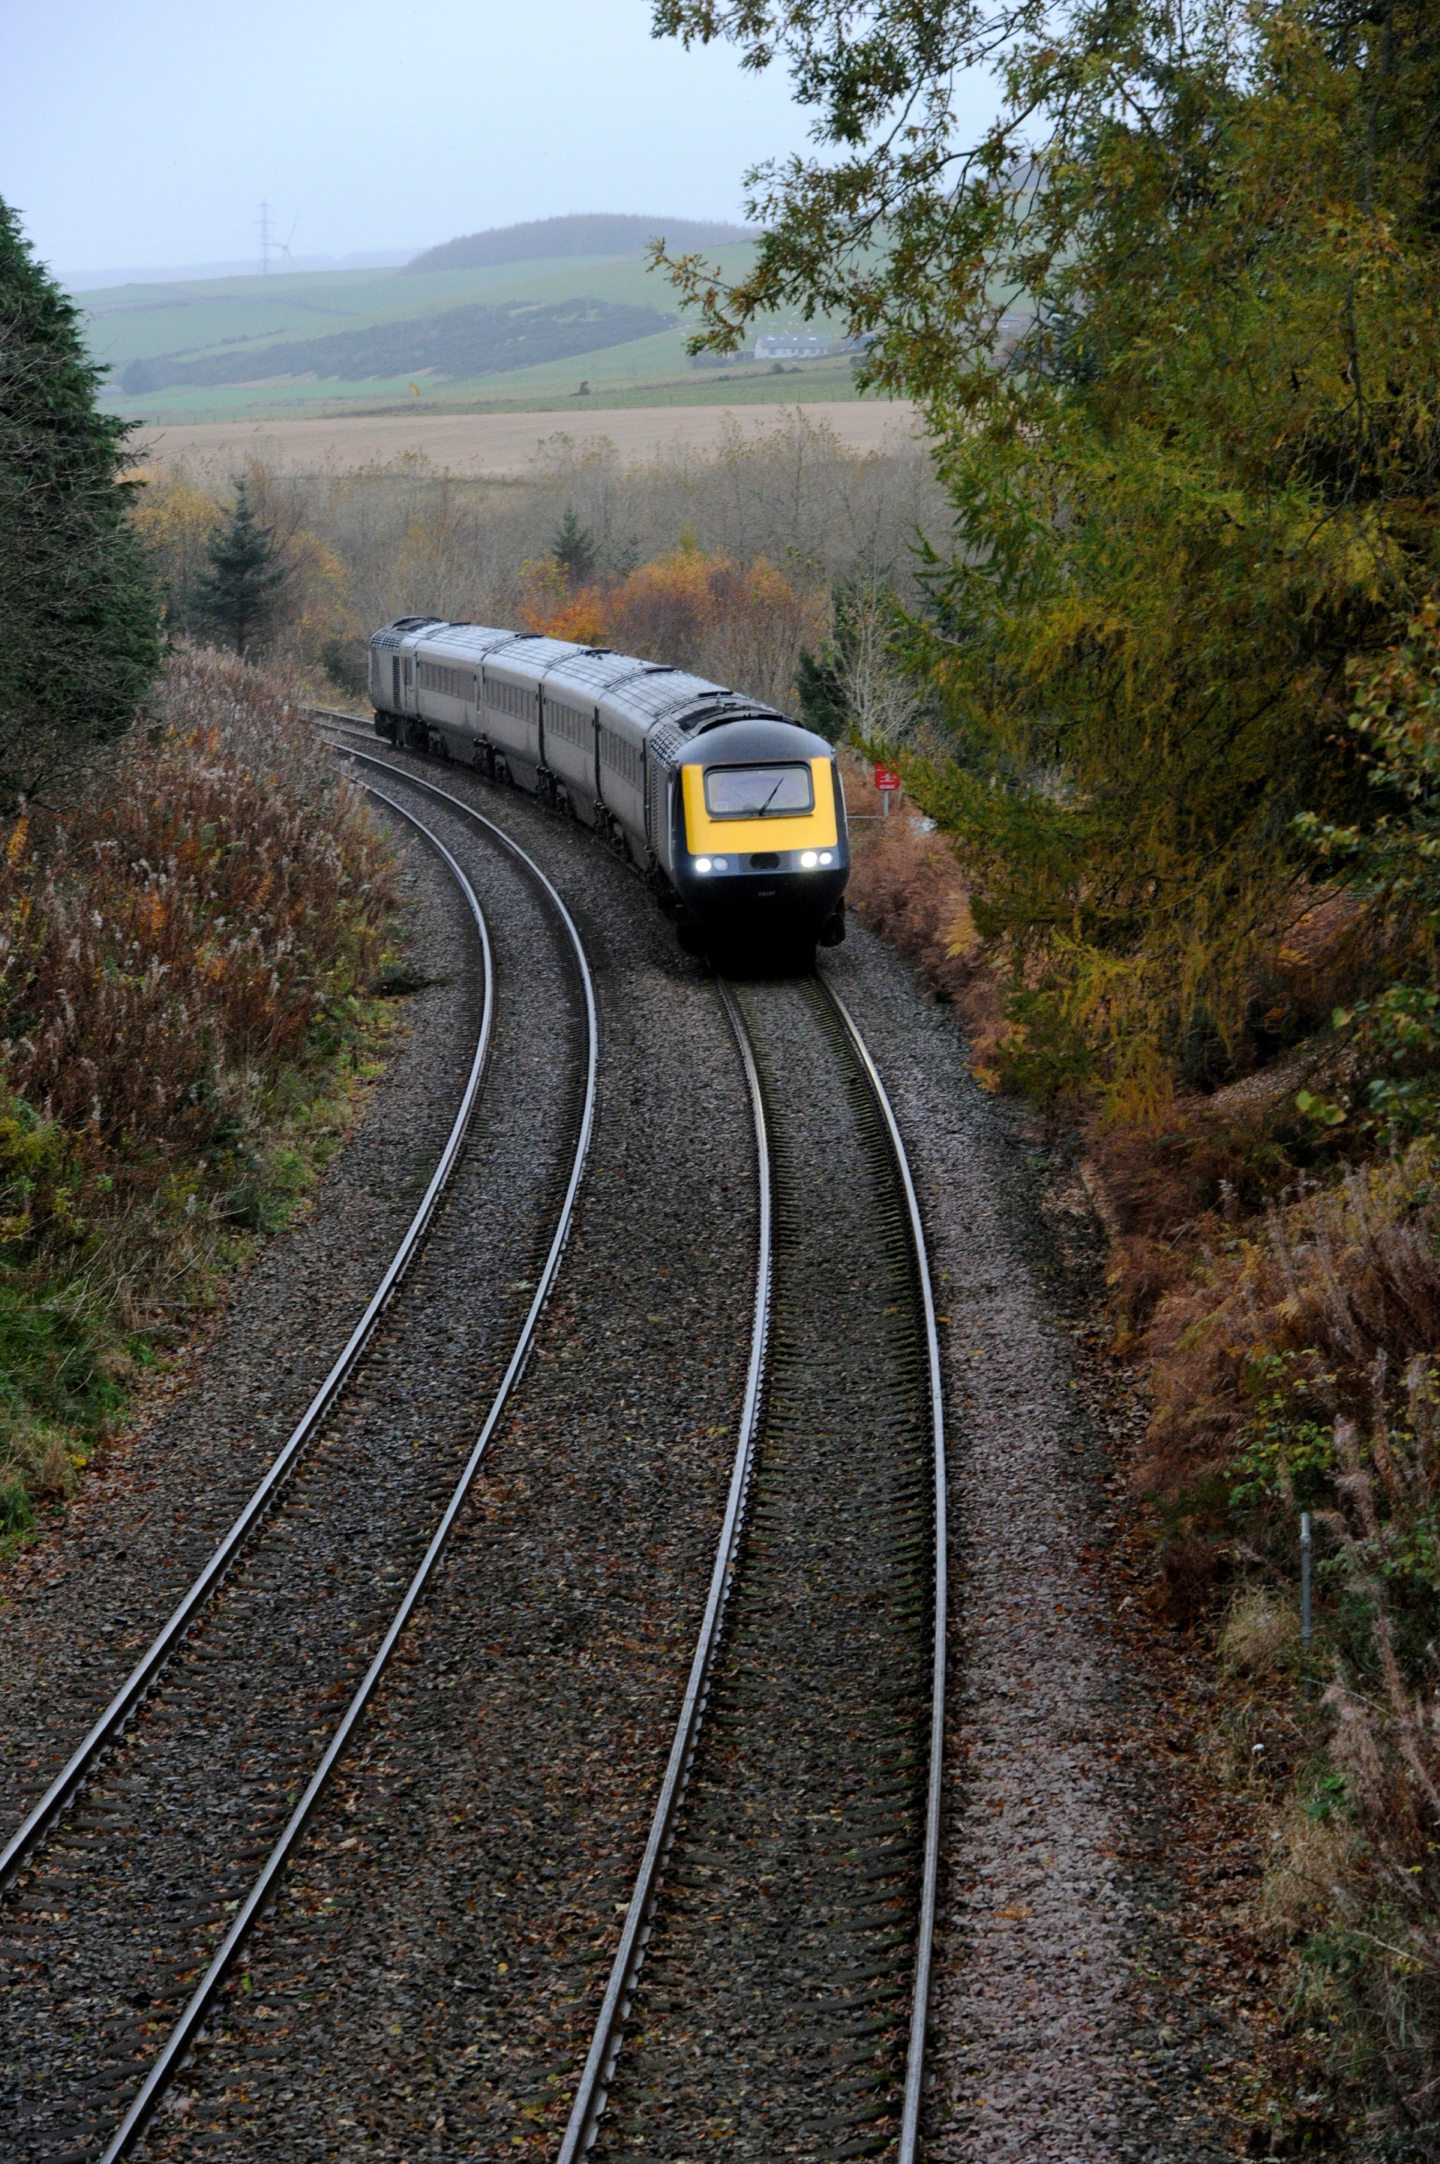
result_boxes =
[0,774,598,2163]
[564,969,946,2164]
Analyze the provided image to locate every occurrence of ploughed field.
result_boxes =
[130,400,921,481]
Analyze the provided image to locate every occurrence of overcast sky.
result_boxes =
[6,0,836,283]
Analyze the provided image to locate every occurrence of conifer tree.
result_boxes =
[795,641,846,744]
[550,505,597,585]
[0,197,159,809]
[198,477,290,657]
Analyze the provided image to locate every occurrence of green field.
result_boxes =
[81,243,863,421]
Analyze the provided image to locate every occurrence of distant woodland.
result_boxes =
[119,296,670,394]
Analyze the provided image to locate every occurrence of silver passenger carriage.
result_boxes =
[368,617,849,957]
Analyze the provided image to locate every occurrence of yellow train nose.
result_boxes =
[681,758,840,856]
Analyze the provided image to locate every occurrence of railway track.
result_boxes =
[0,779,598,2163]
[11,713,944,2156]
[309,716,948,2160]
[562,970,946,2163]
[126,730,767,2161]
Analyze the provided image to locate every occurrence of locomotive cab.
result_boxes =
[367,615,850,969]
[670,717,848,964]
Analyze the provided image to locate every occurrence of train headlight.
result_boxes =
[819,851,834,866]
[695,856,713,873]
[800,850,819,869]
[712,856,728,870]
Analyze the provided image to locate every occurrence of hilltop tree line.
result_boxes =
[404,212,757,276]
[119,294,671,397]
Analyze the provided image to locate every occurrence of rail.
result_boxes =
[556,968,946,2161]
[94,760,601,2161]
[818,972,948,2164]
[0,785,495,1897]
[556,978,774,2163]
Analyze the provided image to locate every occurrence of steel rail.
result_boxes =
[556,971,947,2163]
[98,762,601,2161]
[816,972,948,2164]
[325,713,947,2152]
[555,977,774,2164]
[0,785,494,1898]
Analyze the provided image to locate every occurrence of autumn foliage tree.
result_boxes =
[655,0,1440,1118]
[1300,598,1440,1142]
[520,540,825,711]
[129,463,221,637]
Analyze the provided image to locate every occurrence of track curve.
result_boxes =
[560,968,947,2163]
[0,785,495,1900]
[0,780,599,2164]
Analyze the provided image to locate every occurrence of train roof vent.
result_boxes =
[374,615,446,649]
[544,650,648,695]
[607,669,728,723]
[424,622,516,653]
[676,690,736,729]
[648,720,690,767]
[486,634,582,671]
[687,699,785,734]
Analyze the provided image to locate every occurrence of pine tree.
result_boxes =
[0,197,159,809]
[198,478,290,656]
[795,643,847,744]
[550,505,597,585]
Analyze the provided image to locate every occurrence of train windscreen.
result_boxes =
[703,764,815,818]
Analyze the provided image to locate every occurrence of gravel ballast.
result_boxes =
[139,754,760,2163]
[823,926,1253,2163]
[591,972,935,2162]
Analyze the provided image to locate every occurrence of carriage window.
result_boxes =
[703,764,814,818]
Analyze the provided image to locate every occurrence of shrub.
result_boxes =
[1141,1150,1440,1511]
[0,645,395,1541]
[1137,1146,1440,2125]
[841,770,1004,1075]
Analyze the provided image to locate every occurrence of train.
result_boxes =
[369,617,848,963]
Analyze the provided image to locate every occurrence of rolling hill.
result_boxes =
[79,215,856,423]
[405,212,755,274]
